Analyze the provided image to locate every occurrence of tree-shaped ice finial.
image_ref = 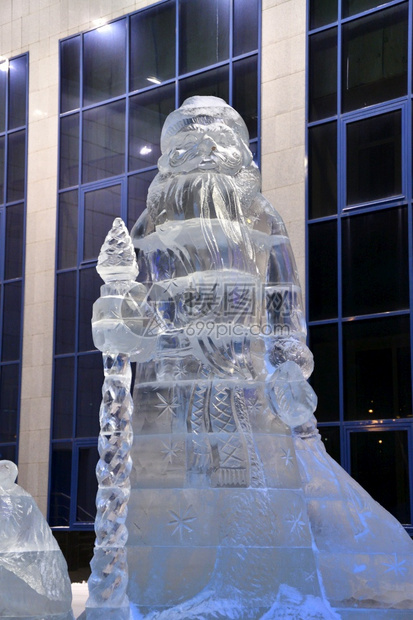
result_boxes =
[96,217,138,283]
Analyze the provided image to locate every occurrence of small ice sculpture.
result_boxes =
[91,96,413,618]
[0,460,73,620]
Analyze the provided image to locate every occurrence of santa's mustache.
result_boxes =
[168,144,242,171]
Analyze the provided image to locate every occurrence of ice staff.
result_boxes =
[85,218,139,620]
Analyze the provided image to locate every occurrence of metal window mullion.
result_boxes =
[175,0,180,109]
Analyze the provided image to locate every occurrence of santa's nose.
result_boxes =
[199,135,217,153]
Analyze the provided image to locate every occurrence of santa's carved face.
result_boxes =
[159,121,251,176]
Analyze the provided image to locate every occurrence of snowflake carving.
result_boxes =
[281,448,294,467]
[383,555,407,576]
[168,504,196,541]
[286,510,306,537]
[246,396,262,417]
[160,440,180,465]
[155,393,178,417]
[305,570,316,582]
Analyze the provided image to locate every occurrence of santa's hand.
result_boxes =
[267,361,317,428]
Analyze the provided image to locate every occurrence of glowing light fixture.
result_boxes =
[140,146,152,155]
[147,76,162,85]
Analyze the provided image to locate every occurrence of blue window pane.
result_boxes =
[308,220,337,321]
[0,68,6,133]
[309,324,339,422]
[129,85,175,172]
[78,267,101,352]
[58,191,78,270]
[309,0,338,29]
[233,0,259,56]
[76,353,102,438]
[179,0,230,74]
[0,136,4,204]
[0,363,19,443]
[130,2,176,91]
[309,28,337,122]
[76,446,98,522]
[83,183,122,262]
[179,65,229,105]
[55,271,76,355]
[5,203,24,280]
[61,36,80,113]
[83,19,126,106]
[53,357,74,440]
[8,56,26,130]
[233,56,258,139]
[128,171,157,232]
[2,281,22,361]
[343,315,411,421]
[308,121,337,219]
[0,444,16,461]
[49,445,72,526]
[60,114,79,189]
[82,100,125,184]
[7,130,25,203]
[343,0,387,18]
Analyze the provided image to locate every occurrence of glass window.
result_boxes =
[342,3,408,113]
[309,0,338,29]
[233,56,258,139]
[55,271,76,355]
[78,267,101,352]
[179,65,229,105]
[49,445,72,526]
[346,110,402,206]
[128,171,157,232]
[319,426,341,463]
[343,315,411,421]
[82,101,125,184]
[83,19,126,106]
[0,363,19,443]
[0,444,15,461]
[129,85,175,172]
[83,184,122,262]
[130,2,176,91]
[0,136,4,203]
[309,324,339,422]
[53,357,74,440]
[76,353,102,438]
[309,28,337,122]
[179,0,230,75]
[60,114,79,189]
[233,0,259,56]
[5,203,24,280]
[7,131,25,203]
[342,207,409,316]
[77,447,98,522]
[2,282,22,361]
[8,56,26,130]
[0,68,6,133]
[60,36,80,113]
[308,220,338,321]
[308,122,337,219]
[350,430,410,523]
[58,191,78,270]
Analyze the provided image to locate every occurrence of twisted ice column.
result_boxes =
[86,218,138,619]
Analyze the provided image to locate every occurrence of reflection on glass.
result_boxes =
[233,56,258,139]
[308,121,337,219]
[179,66,229,106]
[342,207,409,316]
[128,171,157,232]
[76,353,102,438]
[308,220,337,321]
[343,0,388,18]
[8,56,26,130]
[346,111,402,206]
[78,267,101,352]
[309,28,337,122]
[350,430,410,523]
[83,184,122,261]
[2,282,22,361]
[58,191,78,270]
[343,315,411,421]
[0,363,19,443]
[53,357,74,440]
[179,0,230,74]
[130,3,175,91]
[5,202,24,279]
[7,131,25,203]
[233,0,259,56]
[319,426,341,463]
[60,36,80,113]
[49,445,72,526]
[309,0,337,29]
[77,447,98,522]
[129,85,175,171]
[55,271,76,355]
[342,3,408,112]
[83,19,126,105]
[309,324,339,422]
[60,114,79,189]
[82,100,125,184]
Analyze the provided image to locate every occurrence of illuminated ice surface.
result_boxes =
[0,460,73,620]
[91,97,413,619]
